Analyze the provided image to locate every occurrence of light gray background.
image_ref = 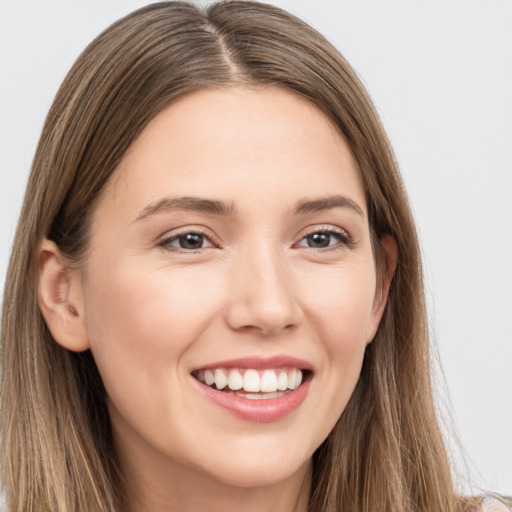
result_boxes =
[1,0,511,496]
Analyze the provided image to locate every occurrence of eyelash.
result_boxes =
[157,226,353,253]
[157,230,216,253]
[294,227,353,252]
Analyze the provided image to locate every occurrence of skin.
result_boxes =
[38,87,397,512]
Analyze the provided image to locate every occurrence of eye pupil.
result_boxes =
[307,232,330,248]
[179,233,204,249]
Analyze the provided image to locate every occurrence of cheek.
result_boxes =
[300,262,376,428]
[81,258,225,394]
[302,261,377,351]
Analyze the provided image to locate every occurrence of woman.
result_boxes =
[0,2,508,512]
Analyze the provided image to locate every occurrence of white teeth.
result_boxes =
[214,369,228,390]
[227,369,243,391]
[277,371,288,391]
[288,369,298,390]
[243,369,261,392]
[260,370,278,392]
[204,370,215,386]
[295,370,303,388]
[195,368,305,393]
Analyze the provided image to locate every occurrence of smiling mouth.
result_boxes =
[192,367,309,400]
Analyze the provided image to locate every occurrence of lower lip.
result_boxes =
[195,378,311,423]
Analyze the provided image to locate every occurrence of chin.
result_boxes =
[196,454,311,490]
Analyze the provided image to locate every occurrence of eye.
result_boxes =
[159,231,215,251]
[295,228,351,250]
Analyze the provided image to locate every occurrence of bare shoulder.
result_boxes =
[480,496,512,512]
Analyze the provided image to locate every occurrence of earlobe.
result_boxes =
[37,239,90,352]
[367,234,398,342]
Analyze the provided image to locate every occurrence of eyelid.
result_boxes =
[154,223,353,253]
[157,226,220,252]
[293,225,353,250]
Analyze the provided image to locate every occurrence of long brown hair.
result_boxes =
[0,2,475,511]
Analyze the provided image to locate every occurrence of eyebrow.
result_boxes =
[135,196,237,222]
[134,194,364,222]
[292,195,365,217]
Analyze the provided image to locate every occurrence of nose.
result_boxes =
[225,245,303,336]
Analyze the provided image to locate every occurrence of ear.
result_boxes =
[37,239,90,352]
[366,234,398,342]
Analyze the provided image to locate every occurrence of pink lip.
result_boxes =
[191,355,313,423]
[192,355,313,372]
[195,378,311,423]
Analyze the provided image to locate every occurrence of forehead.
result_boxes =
[96,86,366,221]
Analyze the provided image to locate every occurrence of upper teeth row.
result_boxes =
[195,368,303,393]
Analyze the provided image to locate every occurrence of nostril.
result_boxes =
[225,301,303,336]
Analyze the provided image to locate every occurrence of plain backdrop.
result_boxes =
[1,0,511,496]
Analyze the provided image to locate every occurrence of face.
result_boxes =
[77,87,388,491]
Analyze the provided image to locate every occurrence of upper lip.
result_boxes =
[192,355,314,372]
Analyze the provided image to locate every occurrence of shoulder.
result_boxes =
[480,496,512,512]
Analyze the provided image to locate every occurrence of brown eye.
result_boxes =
[296,229,350,250]
[178,233,205,250]
[160,231,213,251]
[306,232,331,248]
